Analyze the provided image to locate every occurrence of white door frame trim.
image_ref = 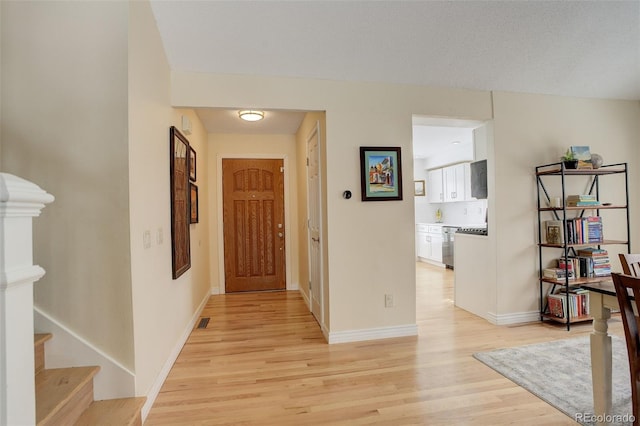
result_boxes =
[306,122,324,325]
[216,154,293,294]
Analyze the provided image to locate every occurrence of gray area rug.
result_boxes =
[473,335,633,426]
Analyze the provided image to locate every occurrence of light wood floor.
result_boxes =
[145,262,624,425]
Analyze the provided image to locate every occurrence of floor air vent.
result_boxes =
[197,317,210,329]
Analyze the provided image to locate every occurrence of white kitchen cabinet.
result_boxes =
[426,169,443,203]
[416,228,428,259]
[443,162,472,202]
[443,163,464,202]
[430,232,443,262]
[416,224,443,264]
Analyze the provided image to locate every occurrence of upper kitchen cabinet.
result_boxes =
[444,163,471,202]
[427,162,473,203]
[427,168,443,203]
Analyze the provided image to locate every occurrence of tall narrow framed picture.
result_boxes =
[190,183,199,224]
[189,146,197,181]
[170,126,191,279]
[360,146,403,201]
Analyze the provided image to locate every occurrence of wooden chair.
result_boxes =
[611,272,640,426]
[619,253,640,277]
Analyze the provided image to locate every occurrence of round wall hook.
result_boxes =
[343,190,352,199]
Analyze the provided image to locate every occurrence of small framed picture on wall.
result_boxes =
[190,183,199,224]
[189,146,197,181]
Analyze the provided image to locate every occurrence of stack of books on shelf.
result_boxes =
[566,216,603,244]
[558,257,578,279]
[576,248,611,277]
[566,194,600,207]
[543,267,574,280]
[547,288,590,319]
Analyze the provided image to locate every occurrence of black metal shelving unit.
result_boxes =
[535,162,630,330]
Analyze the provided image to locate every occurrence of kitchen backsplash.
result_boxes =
[415,198,487,225]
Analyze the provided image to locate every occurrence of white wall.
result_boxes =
[492,91,640,317]
[1,1,135,367]
[128,1,211,403]
[173,73,493,334]
[1,1,214,408]
[413,158,432,223]
[0,2,3,163]
[173,73,640,328]
[439,199,487,225]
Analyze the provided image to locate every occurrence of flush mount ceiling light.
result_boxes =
[238,110,264,122]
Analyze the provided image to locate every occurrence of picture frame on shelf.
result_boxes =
[190,183,199,224]
[189,146,197,181]
[414,180,425,197]
[359,146,403,201]
[169,126,191,279]
[570,146,592,169]
[545,220,564,245]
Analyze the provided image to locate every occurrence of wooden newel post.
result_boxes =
[0,173,54,426]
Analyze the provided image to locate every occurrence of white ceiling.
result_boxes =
[150,1,640,150]
[412,125,474,159]
[194,108,307,135]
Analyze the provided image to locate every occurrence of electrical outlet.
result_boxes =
[385,294,394,308]
[143,230,151,249]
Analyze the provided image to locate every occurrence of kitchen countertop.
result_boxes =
[416,222,486,228]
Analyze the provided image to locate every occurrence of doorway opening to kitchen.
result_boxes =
[412,116,491,312]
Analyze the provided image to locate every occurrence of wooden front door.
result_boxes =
[222,159,286,292]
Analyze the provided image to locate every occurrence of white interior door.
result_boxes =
[307,123,323,324]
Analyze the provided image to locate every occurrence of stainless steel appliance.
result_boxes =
[457,227,488,236]
[442,226,458,269]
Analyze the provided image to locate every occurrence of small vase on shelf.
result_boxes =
[591,153,603,169]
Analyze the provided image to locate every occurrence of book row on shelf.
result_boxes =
[544,216,603,245]
[565,194,600,207]
[542,248,612,280]
[547,289,590,320]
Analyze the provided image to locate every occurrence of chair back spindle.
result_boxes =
[619,253,640,277]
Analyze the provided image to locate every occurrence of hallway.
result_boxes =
[146,263,617,425]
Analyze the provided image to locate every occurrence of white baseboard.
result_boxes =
[297,289,330,342]
[141,292,209,421]
[299,288,311,309]
[321,322,330,342]
[210,286,220,295]
[486,310,540,325]
[328,324,418,344]
[34,307,136,400]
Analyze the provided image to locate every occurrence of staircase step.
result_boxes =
[75,397,147,426]
[34,333,52,375]
[36,366,100,426]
